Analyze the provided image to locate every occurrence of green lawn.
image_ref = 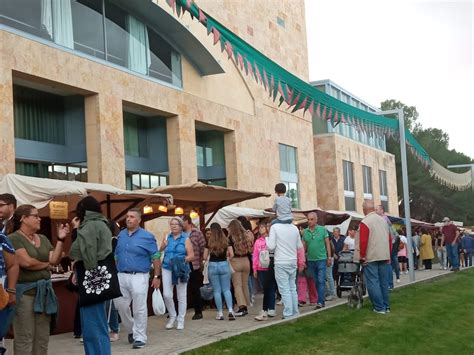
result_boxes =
[186,269,474,355]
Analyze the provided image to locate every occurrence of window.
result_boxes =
[1,0,182,86]
[123,112,148,157]
[279,144,299,208]
[72,0,105,59]
[343,160,355,211]
[379,170,389,212]
[196,130,226,185]
[363,165,373,199]
[126,172,167,190]
[13,86,65,145]
[16,161,88,181]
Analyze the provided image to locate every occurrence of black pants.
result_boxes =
[73,299,81,337]
[189,265,203,314]
[423,259,432,270]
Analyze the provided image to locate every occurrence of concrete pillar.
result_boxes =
[84,94,125,188]
[0,66,15,176]
[224,130,238,189]
[166,115,197,185]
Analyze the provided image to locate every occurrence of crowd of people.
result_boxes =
[0,184,472,354]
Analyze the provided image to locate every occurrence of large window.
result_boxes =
[16,161,88,182]
[196,130,226,187]
[14,86,65,145]
[279,144,299,208]
[362,165,373,199]
[1,0,182,86]
[379,170,389,212]
[126,172,167,190]
[343,160,355,211]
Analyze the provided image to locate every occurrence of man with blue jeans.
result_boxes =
[267,222,303,319]
[359,200,391,314]
[441,217,460,271]
[303,212,331,309]
[461,232,474,267]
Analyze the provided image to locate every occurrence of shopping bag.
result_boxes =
[152,289,166,315]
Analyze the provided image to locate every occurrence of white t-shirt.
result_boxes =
[267,223,303,265]
[344,236,355,251]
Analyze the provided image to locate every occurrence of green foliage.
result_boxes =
[381,100,474,225]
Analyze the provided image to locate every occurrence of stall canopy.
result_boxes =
[205,206,271,228]
[387,215,437,230]
[141,182,271,225]
[291,208,351,226]
[0,174,172,221]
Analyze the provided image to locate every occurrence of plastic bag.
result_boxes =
[200,283,214,301]
[152,289,166,315]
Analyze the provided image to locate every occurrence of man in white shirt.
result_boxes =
[267,221,303,319]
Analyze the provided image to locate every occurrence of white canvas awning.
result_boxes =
[0,174,172,220]
[205,206,272,228]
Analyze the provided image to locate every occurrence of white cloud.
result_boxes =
[306,0,474,158]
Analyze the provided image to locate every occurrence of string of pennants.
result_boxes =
[163,0,431,168]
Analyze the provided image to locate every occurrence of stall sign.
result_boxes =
[50,201,69,219]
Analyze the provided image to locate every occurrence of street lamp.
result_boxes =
[375,109,415,282]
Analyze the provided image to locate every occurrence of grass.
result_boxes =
[185,269,474,355]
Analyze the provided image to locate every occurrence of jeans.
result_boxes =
[80,302,111,355]
[364,261,390,312]
[105,300,119,333]
[258,268,277,311]
[208,261,233,313]
[437,247,447,268]
[274,263,298,318]
[465,252,473,267]
[325,262,336,297]
[446,243,460,269]
[308,260,327,306]
[189,266,203,314]
[387,263,393,289]
[391,252,400,279]
[297,275,317,304]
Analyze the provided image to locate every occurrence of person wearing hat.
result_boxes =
[441,217,460,271]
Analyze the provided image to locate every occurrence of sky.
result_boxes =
[305,0,474,159]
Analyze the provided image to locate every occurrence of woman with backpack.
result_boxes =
[252,221,276,321]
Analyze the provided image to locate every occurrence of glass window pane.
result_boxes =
[288,146,297,174]
[196,146,204,167]
[104,1,128,67]
[205,147,213,167]
[148,27,173,83]
[68,166,81,181]
[279,144,287,172]
[72,0,105,59]
[140,174,150,189]
[150,175,159,188]
[132,174,140,189]
[288,182,299,208]
[159,176,167,186]
[53,165,68,180]
[345,196,356,211]
[0,0,50,40]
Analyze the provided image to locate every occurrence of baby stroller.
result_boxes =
[336,251,366,309]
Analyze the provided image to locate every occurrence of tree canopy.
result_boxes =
[381,99,474,225]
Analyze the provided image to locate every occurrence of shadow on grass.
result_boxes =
[185,269,474,355]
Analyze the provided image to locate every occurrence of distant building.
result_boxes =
[311,80,398,215]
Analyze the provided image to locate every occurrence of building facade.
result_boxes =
[0,0,317,210]
[311,80,399,215]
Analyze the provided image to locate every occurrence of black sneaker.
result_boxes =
[192,313,203,320]
[132,340,145,349]
[235,307,248,317]
[228,312,236,321]
[315,304,324,310]
[128,334,134,344]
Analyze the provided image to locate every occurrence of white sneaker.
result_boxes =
[396,279,400,283]
[165,317,176,330]
[267,309,276,317]
[254,310,268,321]
[176,320,184,330]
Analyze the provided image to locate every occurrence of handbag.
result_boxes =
[75,253,122,307]
[200,283,214,301]
[259,249,270,268]
[152,289,166,315]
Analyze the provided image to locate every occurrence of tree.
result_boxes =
[381,100,474,225]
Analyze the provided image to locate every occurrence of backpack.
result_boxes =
[259,249,270,268]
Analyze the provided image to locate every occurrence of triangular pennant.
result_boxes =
[212,27,221,45]
[340,112,345,124]
[272,77,278,101]
[321,106,327,120]
[308,100,315,116]
[254,63,263,84]
[263,69,269,91]
[316,103,321,118]
[198,8,207,23]
[186,0,192,10]
[327,108,333,121]
[237,53,244,70]
[224,41,233,60]
[299,97,308,112]
[291,93,301,107]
